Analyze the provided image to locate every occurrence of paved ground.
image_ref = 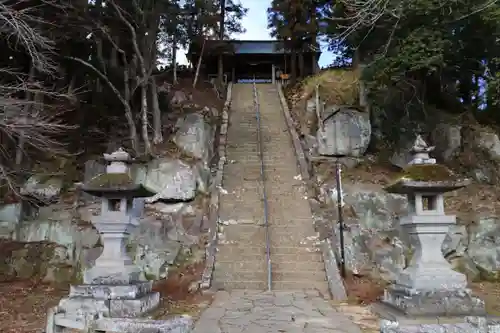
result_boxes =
[191,290,363,333]
[214,83,328,293]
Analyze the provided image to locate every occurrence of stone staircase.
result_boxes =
[213,83,328,294]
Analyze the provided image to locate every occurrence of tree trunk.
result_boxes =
[291,50,297,84]
[141,84,151,154]
[218,54,224,85]
[298,52,305,78]
[172,33,178,84]
[122,61,139,154]
[312,53,318,74]
[193,39,206,88]
[150,78,163,144]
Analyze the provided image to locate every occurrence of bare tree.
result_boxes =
[0,2,74,197]
[68,0,164,155]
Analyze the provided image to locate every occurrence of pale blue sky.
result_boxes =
[177,0,334,68]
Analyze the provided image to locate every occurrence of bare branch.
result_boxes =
[0,2,57,73]
[65,56,130,109]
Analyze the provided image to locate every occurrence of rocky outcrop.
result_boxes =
[0,97,221,284]
[143,158,199,202]
[173,113,214,164]
[316,106,371,157]
[170,90,188,105]
[20,175,63,204]
[0,198,206,283]
[318,181,409,282]
[442,217,500,281]
[318,176,500,284]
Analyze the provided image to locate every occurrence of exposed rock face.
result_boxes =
[0,199,205,282]
[0,91,220,285]
[319,182,409,282]
[21,175,63,204]
[431,123,462,162]
[0,208,101,283]
[143,158,198,202]
[170,90,188,105]
[320,178,500,283]
[173,113,214,164]
[316,106,371,157]
[442,216,500,281]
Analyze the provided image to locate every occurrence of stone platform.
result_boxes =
[57,282,159,318]
[48,307,192,333]
[373,303,500,333]
[382,285,485,317]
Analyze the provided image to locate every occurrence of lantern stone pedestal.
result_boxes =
[45,149,173,332]
[372,137,491,333]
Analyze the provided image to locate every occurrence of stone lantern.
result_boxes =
[375,136,485,330]
[47,148,159,330]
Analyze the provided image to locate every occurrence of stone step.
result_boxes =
[216,260,325,272]
[215,260,266,272]
[216,245,321,256]
[213,280,268,291]
[214,270,327,283]
[272,281,330,293]
[216,250,323,263]
[218,236,319,248]
[269,216,315,226]
[213,280,329,292]
[220,225,318,243]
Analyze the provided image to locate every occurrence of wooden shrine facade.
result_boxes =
[187,40,321,83]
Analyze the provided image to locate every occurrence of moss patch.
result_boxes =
[86,172,135,189]
[396,164,457,182]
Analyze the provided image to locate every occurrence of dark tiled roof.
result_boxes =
[189,39,320,55]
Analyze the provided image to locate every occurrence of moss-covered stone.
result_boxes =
[86,172,135,189]
[396,164,457,182]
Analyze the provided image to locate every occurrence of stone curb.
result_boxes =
[200,83,232,290]
[276,83,347,301]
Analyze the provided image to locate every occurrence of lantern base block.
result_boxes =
[381,284,485,317]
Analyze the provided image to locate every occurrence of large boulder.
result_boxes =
[443,216,500,281]
[170,90,188,105]
[21,175,63,204]
[321,182,409,282]
[316,106,371,157]
[128,201,203,279]
[0,198,204,282]
[173,113,214,164]
[431,123,462,162]
[143,158,198,202]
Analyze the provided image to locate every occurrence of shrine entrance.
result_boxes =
[187,40,321,85]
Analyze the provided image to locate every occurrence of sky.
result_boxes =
[176,0,334,68]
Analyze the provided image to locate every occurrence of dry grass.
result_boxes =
[471,282,500,316]
[0,281,68,333]
[151,260,213,319]
[287,68,360,109]
[0,252,211,332]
